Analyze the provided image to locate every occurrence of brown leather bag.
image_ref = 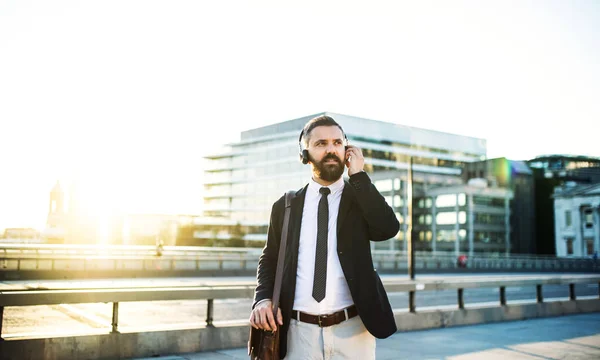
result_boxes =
[248,326,280,360]
[248,191,294,360]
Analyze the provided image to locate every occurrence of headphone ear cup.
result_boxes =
[301,149,309,164]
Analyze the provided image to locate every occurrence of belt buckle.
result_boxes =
[317,314,328,327]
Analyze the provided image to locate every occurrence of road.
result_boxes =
[1,273,598,338]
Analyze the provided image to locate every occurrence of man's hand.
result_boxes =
[249,299,283,331]
[345,145,365,176]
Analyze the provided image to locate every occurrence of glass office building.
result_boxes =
[413,182,513,255]
[199,112,513,254]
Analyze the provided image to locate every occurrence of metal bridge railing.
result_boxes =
[0,275,598,339]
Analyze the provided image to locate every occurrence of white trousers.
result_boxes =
[284,315,376,360]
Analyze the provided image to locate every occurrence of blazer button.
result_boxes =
[338,251,343,255]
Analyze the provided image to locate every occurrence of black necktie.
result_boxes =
[313,187,331,303]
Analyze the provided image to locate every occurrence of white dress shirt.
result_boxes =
[292,176,354,315]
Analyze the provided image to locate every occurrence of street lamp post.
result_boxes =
[407,157,416,312]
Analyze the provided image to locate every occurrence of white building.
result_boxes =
[422,180,513,256]
[199,112,521,254]
[553,183,600,257]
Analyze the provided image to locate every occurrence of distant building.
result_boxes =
[0,228,41,243]
[412,180,513,255]
[528,155,600,255]
[44,181,67,242]
[529,155,600,183]
[553,183,600,257]
[462,158,536,254]
[41,181,191,246]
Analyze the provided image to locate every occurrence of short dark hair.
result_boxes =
[301,115,346,147]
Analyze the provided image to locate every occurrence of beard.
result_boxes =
[311,153,345,182]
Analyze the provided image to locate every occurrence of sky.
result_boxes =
[1,0,599,232]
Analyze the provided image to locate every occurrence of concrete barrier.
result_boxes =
[2,299,599,360]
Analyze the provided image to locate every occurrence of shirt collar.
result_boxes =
[308,176,345,196]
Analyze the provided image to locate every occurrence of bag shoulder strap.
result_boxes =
[271,191,295,311]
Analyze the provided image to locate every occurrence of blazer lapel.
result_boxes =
[337,181,354,236]
[288,185,307,257]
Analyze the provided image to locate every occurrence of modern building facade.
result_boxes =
[200,112,515,254]
[553,183,600,257]
[529,155,600,183]
[462,158,536,254]
[527,155,600,255]
[411,181,513,256]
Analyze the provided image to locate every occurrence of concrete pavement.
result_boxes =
[130,312,600,360]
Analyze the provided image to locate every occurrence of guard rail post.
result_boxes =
[569,283,576,301]
[206,299,214,327]
[0,306,4,339]
[500,286,506,306]
[536,284,543,303]
[111,302,119,333]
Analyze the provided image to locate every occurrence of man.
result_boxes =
[250,115,400,359]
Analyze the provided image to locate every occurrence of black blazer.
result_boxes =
[254,171,400,358]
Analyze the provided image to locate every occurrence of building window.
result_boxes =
[436,212,456,225]
[474,231,505,244]
[437,230,457,242]
[393,195,403,207]
[586,238,594,255]
[436,211,466,225]
[458,211,466,224]
[417,198,433,208]
[473,197,505,207]
[418,214,432,225]
[418,231,432,241]
[426,198,432,208]
[436,194,456,208]
[565,210,572,227]
[475,213,506,225]
[584,209,593,228]
[566,238,574,255]
[458,193,466,206]
[375,179,393,192]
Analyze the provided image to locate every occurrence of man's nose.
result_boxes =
[326,143,336,153]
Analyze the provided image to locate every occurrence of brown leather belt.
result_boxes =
[291,305,358,327]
